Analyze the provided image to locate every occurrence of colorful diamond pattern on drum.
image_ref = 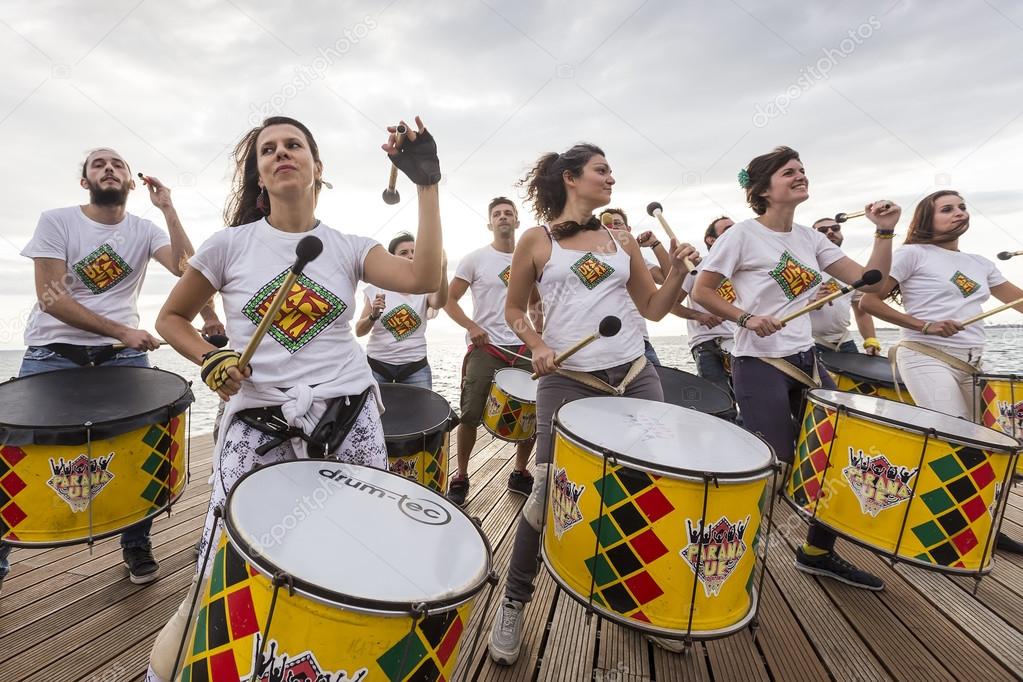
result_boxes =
[376,609,464,681]
[570,253,614,290]
[978,380,1023,438]
[0,446,28,540]
[910,445,997,567]
[183,542,260,682]
[583,466,674,622]
[139,417,182,514]
[496,399,526,438]
[789,405,836,510]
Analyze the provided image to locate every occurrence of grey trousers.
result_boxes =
[504,361,663,603]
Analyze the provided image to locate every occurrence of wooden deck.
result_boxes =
[1,428,1022,682]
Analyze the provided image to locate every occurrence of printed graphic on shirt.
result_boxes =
[381,303,422,341]
[820,278,842,295]
[499,265,511,287]
[716,278,737,304]
[769,250,821,300]
[73,244,133,294]
[243,269,346,353]
[571,253,615,290]
[950,270,980,297]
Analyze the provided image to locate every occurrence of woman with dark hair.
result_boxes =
[692,146,897,592]
[859,190,1023,554]
[355,231,448,389]
[488,143,697,663]
[145,115,443,681]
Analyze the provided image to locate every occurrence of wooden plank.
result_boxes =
[594,619,651,681]
[752,572,831,682]
[535,587,599,682]
[705,629,770,682]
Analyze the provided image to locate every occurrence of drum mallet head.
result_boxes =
[645,201,663,217]
[997,250,1023,261]
[381,187,400,205]
[853,269,883,288]
[293,235,323,274]
[204,334,229,348]
[382,124,408,205]
[599,315,622,337]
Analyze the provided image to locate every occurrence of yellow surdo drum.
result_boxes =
[379,384,458,495]
[789,390,1019,574]
[974,373,1023,477]
[483,368,538,442]
[0,366,192,546]
[542,397,776,640]
[180,460,492,682]
[818,351,914,404]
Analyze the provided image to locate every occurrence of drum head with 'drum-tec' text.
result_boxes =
[556,397,773,476]
[225,460,491,610]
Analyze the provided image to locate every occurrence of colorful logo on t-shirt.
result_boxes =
[769,251,821,300]
[499,265,511,287]
[950,270,980,297]
[242,270,346,353]
[381,303,422,341]
[570,253,614,290]
[73,244,133,294]
[820,278,842,295]
[716,278,737,304]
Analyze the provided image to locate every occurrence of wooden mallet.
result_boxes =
[532,315,621,379]
[238,235,323,371]
[835,201,893,223]
[778,270,882,325]
[960,298,1023,327]
[645,202,697,275]
[996,250,1023,261]
[382,124,408,205]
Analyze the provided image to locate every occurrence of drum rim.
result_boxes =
[223,459,494,614]
[379,383,455,439]
[975,372,1023,381]
[0,366,193,446]
[553,398,777,481]
[493,367,537,404]
[818,351,905,388]
[808,388,1021,454]
[653,365,735,416]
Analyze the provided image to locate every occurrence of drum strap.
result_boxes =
[887,340,979,401]
[367,356,429,382]
[237,389,372,457]
[556,356,647,395]
[760,356,821,389]
[813,329,851,352]
[42,343,119,367]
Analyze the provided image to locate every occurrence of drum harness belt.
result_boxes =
[887,340,980,401]
[759,355,821,389]
[813,329,852,353]
[235,388,372,457]
[556,355,647,395]
[367,356,429,382]
[41,343,120,366]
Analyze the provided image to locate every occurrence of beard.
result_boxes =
[87,179,129,207]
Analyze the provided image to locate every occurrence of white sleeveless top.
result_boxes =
[537,226,644,371]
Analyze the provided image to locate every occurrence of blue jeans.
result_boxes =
[643,339,661,367]
[371,363,432,390]
[0,347,155,578]
[692,342,739,423]
[814,339,858,354]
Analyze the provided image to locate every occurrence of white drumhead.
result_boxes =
[226,461,490,607]
[555,397,773,475]
[494,368,537,402]
[809,389,1020,452]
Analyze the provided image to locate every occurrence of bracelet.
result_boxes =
[368,312,382,322]
[874,230,896,240]
[647,241,661,249]
[737,312,752,328]
[920,321,931,335]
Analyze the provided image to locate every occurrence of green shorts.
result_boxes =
[459,345,532,427]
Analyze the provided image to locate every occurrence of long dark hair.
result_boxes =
[904,190,966,245]
[520,143,605,225]
[224,116,325,227]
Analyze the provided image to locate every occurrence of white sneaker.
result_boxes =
[488,597,525,665]
[647,635,688,654]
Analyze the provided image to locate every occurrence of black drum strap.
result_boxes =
[307,389,372,458]
[368,357,429,382]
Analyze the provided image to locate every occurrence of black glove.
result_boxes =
[389,129,441,186]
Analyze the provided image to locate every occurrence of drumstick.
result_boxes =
[532,315,621,379]
[960,297,1023,327]
[778,270,882,325]
[238,236,323,371]
[996,250,1023,261]
[381,124,408,205]
[112,332,227,351]
[835,201,893,223]
[644,202,697,275]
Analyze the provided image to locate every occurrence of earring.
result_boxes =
[256,187,269,215]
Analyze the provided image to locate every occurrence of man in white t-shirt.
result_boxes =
[809,217,881,355]
[599,207,669,366]
[444,197,539,506]
[0,148,222,593]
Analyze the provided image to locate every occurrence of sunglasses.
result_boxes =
[816,224,841,234]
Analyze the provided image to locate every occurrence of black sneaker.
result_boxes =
[447,475,469,507]
[997,531,1023,554]
[123,545,160,584]
[507,470,534,497]
[794,547,884,591]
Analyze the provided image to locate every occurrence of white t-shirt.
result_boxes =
[890,244,1007,348]
[189,219,379,393]
[362,285,430,364]
[453,244,520,346]
[682,270,738,350]
[809,278,854,345]
[22,206,170,345]
[699,219,845,358]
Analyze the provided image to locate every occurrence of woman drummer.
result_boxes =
[692,146,897,592]
[487,143,698,663]
[145,115,444,682]
[355,231,448,389]
[858,190,1023,554]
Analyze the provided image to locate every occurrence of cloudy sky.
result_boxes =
[1,0,1022,348]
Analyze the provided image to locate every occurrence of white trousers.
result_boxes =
[896,343,983,420]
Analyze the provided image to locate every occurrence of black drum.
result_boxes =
[654,365,734,418]
[818,351,912,404]
[377,384,458,494]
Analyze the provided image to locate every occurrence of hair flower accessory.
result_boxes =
[737,168,751,189]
